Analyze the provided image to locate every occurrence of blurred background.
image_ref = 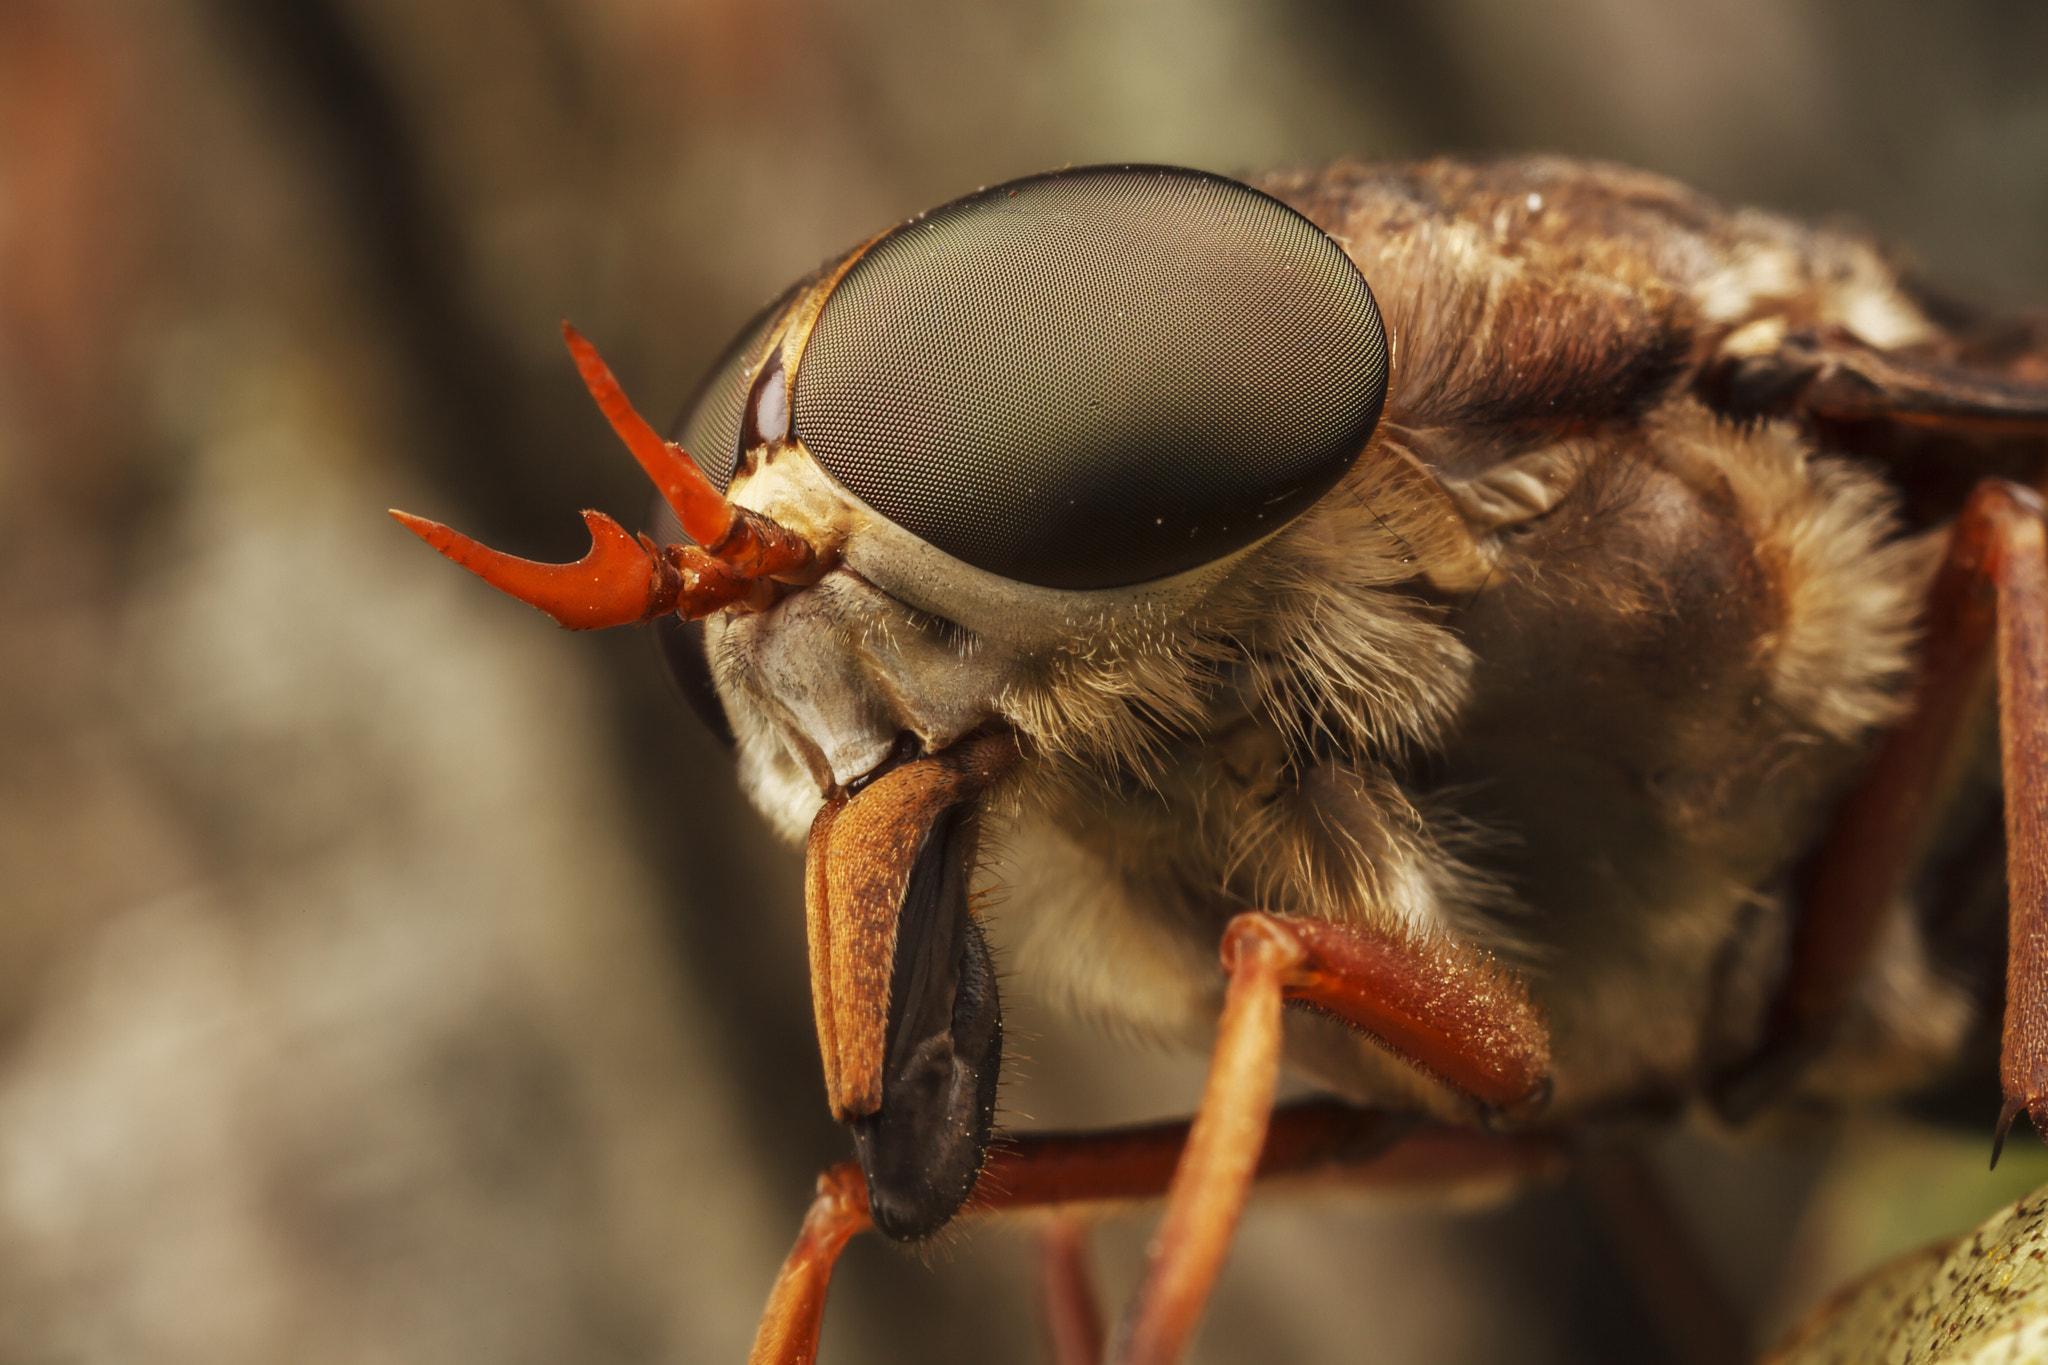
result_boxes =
[0,0,2045,1361]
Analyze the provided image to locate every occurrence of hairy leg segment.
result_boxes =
[1714,478,2048,1150]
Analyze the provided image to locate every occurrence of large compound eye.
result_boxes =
[791,166,1389,590]
[673,285,799,491]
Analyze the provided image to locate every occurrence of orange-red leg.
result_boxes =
[1114,911,1550,1363]
[1114,916,1298,1364]
[1262,913,1551,1115]
[747,1164,871,1365]
[973,1100,1558,1210]
[1996,489,2048,1147]
[1714,479,2048,1139]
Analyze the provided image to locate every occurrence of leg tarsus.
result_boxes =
[1993,1097,2026,1169]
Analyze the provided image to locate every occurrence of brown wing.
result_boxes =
[1702,309,2048,531]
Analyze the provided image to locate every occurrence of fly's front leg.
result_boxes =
[1114,916,1298,1365]
[1113,911,1552,1364]
[1714,479,2048,1142]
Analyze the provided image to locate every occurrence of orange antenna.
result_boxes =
[560,321,738,550]
[389,326,815,629]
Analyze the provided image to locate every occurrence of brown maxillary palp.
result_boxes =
[804,731,1019,1241]
[804,731,1020,1123]
[389,325,814,629]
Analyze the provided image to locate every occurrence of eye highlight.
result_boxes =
[791,165,1389,590]
[753,359,790,446]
